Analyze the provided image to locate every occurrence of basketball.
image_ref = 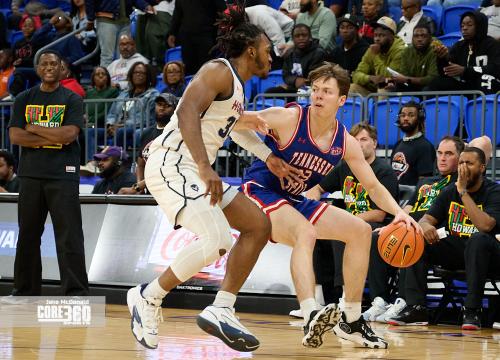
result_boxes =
[378,222,424,268]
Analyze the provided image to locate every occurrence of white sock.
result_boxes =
[344,302,362,323]
[142,278,168,299]
[213,291,237,308]
[300,298,319,324]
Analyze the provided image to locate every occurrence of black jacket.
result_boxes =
[396,14,437,36]
[438,11,500,93]
[169,0,226,37]
[328,37,370,76]
[282,39,326,89]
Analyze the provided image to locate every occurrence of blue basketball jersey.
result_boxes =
[244,103,347,198]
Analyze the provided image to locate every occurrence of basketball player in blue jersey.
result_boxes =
[239,62,421,349]
[126,4,303,352]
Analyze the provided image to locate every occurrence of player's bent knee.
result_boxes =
[296,225,317,249]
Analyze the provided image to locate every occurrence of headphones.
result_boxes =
[116,147,125,166]
[396,101,426,127]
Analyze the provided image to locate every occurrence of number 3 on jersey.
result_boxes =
[218,116,237,138]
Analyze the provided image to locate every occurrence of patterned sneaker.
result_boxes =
[197,305,259,352]
[375,298,407,323]
[127,284,163,349]
[362,297,388,322]
[333,313,388,349]
[302,303,342,348]
[462,307,481,330]
[387,305,428,326]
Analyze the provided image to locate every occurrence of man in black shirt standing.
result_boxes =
[6,49,89,297]
[391,101,436,186]
[389,147,500,329]
[91,146,137,195]
[0,150,20,193]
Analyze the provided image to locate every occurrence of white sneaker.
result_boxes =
[197,305,259,352]
[289,309,303,318]
[127,284,163,349]
[333,313,388,349]
[375,298,407,323]
[338,297,345,312]
[362,297,387,322]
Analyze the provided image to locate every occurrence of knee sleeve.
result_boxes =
[170,205,233,282]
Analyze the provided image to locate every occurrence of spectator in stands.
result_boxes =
[0,150,20,193]
[390,147,500,330]
[347,0,388,19]
[84,66,120,162]
[358,0,384,43]
[305,122,399,316]
[0,50,14,100]
[387,25,439,92]
[121,93,178,195]
[31,12,85,65]
[167,0,226,75]
[325,0,348,17]
[351,17,406,96]
[9,16,42,97]
[365,136,464,324]
[264,24,326,97]
[71,0,97,54]
[59,59,85,98]
[391,102,436,186]
[107,35,149,91]
[91,146,136,194]
[245,5,294,56]
[329,14,369,77]
[10,0,62,29]
[396,0,436,45]
[106,62,159,149]
[294,0,337,53]
[428,11,500,95]
[85,0,155,67]
[161,61,186,97]
[135,0,175,71]
[481,0,500,40]
[280,0,301,20]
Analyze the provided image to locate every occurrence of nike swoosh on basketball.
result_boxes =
[401,244,411,265]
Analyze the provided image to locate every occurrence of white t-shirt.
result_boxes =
[481,5,500,40]
[107,53,150,90]
[397,10,424,45]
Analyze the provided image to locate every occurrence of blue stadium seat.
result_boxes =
[165,46,182,63]
[253,98,286,111]
[39,0,58,8]
[56,0,70,12]
[155,74,165,92]
[422,5,443,32]
[388,6,402,22]
[465,96,500,145]
[438,31,462,48]
[369,98,416,148]
[0,0,10,9]
[421,96,462,144]
[267,0,282,9]
[257,69,283,94]
[244,76,257,102]
[338,97,364,130]
[441,5,476,34]
[9,31,23,46]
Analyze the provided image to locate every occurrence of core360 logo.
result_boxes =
[37,299,91,326]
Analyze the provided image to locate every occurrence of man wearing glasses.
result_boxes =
[397,0,436,45]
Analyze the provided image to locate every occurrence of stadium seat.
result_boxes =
[9,31,23,46]
[244,76,256,102]
[155,74,165,92]
[338,97,364,130]
[388,6,402,22]
[369,97,416,148]
[267,0,282,9]
[421,96,463,145]
[165,46,182,63]
[252,98,286,111]
[465,96,500,145]
[441,5,476,34]
[438,31,462,48]
[256,69,283,94]
[422,5,443,32]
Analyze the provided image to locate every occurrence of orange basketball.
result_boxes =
[377,222,424,268]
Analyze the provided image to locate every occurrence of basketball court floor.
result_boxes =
[0,304,498,359]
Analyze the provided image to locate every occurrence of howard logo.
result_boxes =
[231,100,244,115]
[448,201,480,237]
[25,105,66,149]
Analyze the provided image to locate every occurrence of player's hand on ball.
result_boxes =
[199,164,223,206]
[393,209,422,235]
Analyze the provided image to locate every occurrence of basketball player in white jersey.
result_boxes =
[126,4,302,352]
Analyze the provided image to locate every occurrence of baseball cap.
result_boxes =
[93,146,127,161]
[373,16,397,34]
[155,93,179,107]
[338,14,361,29]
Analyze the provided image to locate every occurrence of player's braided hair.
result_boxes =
[215,1,265,58]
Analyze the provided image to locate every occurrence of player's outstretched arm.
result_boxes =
[238,106,298,133]
[344,134,422,233]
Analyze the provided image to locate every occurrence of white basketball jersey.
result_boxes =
[149,58,245,164]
